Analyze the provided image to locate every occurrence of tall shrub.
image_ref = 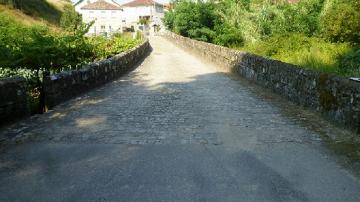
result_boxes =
[168,0,217,42]
[60,4,83,32]
[320,0,360,44]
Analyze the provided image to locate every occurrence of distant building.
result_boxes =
[121,0,165,33]
[74,0,165,36]
[74,0,123,36]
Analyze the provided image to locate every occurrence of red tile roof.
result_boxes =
[122,0,162,7]
[81,0,122,10]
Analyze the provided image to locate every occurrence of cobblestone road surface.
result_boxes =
[0,36,360,201]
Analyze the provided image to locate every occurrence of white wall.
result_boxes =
[75,0,123,36]
[79,9,123,35]
[74,0,165,36]
[122,5,164,29]
[122,6,149,28]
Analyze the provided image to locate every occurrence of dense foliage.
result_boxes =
[320,0,360,43]
[0,13,90,72]
[165,0,217,42]
[0,0,64,25]
[0,6,141,113]
[60,4,83,32]
[164,0,360,76]
[89,36,141,61]
[0,11,140,74]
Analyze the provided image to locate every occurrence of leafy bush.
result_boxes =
[0,67,37,81]
[89,36,141,60]
[243,33,355,75]
[320,0,360,44]
[60,4,83,32]
[0,12,89,71]
[0,11,142,113]
[338,48,360,76]
[269,0,324,36]
[164,0,359,76]
[0,9,140,72]
[171,0,217,42]
[214,25,244,47]
[214,0,261,43]
[165,0,325,44]
[163,11,175,31]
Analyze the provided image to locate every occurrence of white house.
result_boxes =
[74,0,123,36]
[121,0,165,33]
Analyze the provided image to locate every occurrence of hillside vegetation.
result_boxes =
[164,0,360,77]
[0,0,70,26]
[0,1,142,113]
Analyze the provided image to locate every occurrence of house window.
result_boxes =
[101,11,106,13]
[100,25,106,33]
[112,11,117,14]
[139,16,150,20]
[156,6,163,13]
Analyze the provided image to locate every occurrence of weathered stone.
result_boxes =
[43,40,151,109]
[0,77,29,125]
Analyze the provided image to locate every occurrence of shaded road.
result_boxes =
[0,36,360,201]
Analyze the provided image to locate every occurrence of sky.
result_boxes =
[71,0,170,5]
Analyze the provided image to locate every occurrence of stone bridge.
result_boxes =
[0,37,360,201]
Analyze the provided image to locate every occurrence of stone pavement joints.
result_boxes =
[1,37,356,146]
[0,36,360,202]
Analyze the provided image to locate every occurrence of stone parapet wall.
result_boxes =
[163,33,241,70]
[164,32,360,133]
[0,77,29,124]
[44,40,151,108]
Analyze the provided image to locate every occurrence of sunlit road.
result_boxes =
[0,36,359,201]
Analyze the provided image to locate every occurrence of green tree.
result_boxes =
[166,0,217,42]
[163,11,175,30]
[320,0,360,44]
[60,4,83,32]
